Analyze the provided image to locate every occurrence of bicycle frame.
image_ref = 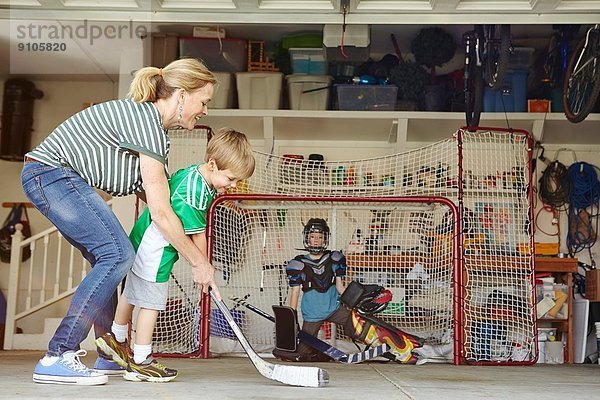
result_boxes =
[571,25,599,79]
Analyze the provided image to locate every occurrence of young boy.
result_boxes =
[95,128,255,382]
[284,218,356,360]
[282,218,422,363]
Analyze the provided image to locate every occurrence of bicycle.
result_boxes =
[563,24,600,123]
[463,25,511,128]
[543,25,579,89]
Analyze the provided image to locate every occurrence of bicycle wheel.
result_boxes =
[484,24,511,90]
[563,31,600,123]
[465,63,484,129]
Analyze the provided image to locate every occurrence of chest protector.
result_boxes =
[294,251,339,293]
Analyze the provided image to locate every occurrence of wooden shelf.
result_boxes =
[200,111,600,156]
[535,257,578,273]
[535,256,576,364]
[346,254,423,267]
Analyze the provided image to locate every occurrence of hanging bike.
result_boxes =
[463,25,511,128]
[563,24,600,123]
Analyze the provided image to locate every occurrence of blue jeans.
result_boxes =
[22,161,135,356]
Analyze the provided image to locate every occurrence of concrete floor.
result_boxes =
[1,350,599,400]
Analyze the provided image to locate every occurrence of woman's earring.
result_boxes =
[177,103,183,126]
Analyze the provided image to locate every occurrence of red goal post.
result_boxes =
[201,194,460,362]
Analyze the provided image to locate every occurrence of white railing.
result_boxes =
[3,202,114,350]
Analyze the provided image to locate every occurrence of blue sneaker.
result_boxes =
[33,349,108,385]
[93,356,126,376]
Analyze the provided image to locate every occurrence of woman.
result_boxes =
[22,58,219,386]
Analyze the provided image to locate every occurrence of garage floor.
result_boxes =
[1,350,599,400]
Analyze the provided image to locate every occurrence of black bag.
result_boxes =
[0,204,32,263]
[340,280,392,315]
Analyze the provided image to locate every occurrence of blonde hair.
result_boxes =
[128,58,217,102]
[206,128,255,180]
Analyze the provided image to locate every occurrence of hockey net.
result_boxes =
[150,127,536,365]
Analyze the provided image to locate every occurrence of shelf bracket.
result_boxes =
[392,118,408,153]
[263,116,274,153]
[531,118,545,143]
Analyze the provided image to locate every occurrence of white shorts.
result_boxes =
[123,269,169,311]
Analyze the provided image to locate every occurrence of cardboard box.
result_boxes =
[534,242,559,256]
[586,269,600,301]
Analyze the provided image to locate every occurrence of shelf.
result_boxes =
[535,257,578,273]
[534,256,576,364]
[200,110,600,156]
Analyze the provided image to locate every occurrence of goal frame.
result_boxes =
[200,194,461,362]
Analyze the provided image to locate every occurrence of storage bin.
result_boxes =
[236,72,283,109]
[286,75,332,110]
[507,47,535,70]
[334,84,397,111]
[483,69,528,112]
[148,33,179,68]
[179,37,247,73]
[323,24,370,61]
[212,72,236,109]
[281,33,323,49]
[289,48,327,75]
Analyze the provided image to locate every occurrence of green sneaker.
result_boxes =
[124,356,178,383]
[95,332,129,369]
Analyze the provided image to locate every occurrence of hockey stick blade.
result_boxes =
[229,295,390,364]
[210,291,329,387]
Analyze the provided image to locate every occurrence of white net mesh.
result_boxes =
[460,130,535,363]
[151,127,536,364]
[207,197,456,355]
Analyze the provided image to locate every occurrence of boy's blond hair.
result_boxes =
[206,128,255,179]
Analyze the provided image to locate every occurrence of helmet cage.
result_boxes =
[303,218,330,254]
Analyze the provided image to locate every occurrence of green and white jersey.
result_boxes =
[129,164,216,283]
[26,99,169,196]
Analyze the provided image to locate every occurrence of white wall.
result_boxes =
[0,79,118,332]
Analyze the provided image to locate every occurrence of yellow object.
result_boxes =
[534,242,559,256]
[547,290,567,318]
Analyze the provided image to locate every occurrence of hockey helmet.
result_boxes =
[356,288,393,315]
[303,218,330,254]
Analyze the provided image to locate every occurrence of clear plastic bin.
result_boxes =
[286,75,331,110]
[179,37,247,73]
[335,84,398,111]
[236,72,283,110]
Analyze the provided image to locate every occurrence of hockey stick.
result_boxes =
[229,295,390,364]
[210,291,329,387]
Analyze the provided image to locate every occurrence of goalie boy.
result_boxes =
[278,218,422,363]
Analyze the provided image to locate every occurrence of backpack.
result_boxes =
[0,203,32,263]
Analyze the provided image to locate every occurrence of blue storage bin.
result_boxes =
[289,48,327,75]
[483,69,529,112]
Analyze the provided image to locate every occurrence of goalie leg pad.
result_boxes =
[351,310,419,364]
[272,305,299,352]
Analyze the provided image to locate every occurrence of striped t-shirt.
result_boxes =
[26,99,169,196]
[129,164,216,283]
